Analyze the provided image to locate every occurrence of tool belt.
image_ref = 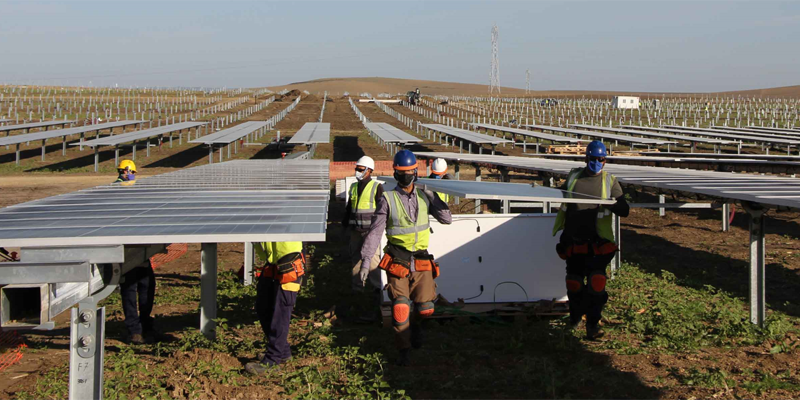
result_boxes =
[259,252,306,284]
[379,244,440,279]
[556,237,617,260]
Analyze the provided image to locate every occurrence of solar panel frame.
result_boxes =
[0,120,77,133]
[664,125,800,141]
[287,123,330,144]
[469,123,584,144]
[364,123,422,144]
[76,121,207,147]
[189,121,269,145]
[421,124,513,145]
[0,120,146,147]
[524,124,676,146]
[571,124,734,145]
[623,125,800,145]
[0,159,330,247]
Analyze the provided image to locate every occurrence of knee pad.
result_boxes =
[588,273,607,295]
[392,296,411,326]
[565,274,584,294]
[417,301,434,317]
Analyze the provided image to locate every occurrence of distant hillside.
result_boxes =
[268,77,800,98]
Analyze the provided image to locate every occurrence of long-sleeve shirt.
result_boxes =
[341,177,385,227]
[360,184,452,269]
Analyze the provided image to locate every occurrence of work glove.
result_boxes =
[359,265,370,286]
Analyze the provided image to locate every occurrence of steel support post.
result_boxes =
[659,194,665,217]
[610,213,622,278]
[743,202,767,326]
[146,140,150,157]
[219,146,223,162]
[15,143,20,165]
[132,143,136,161]
[722,203,731,232]
[94,147,99,172]
[63,135,67,156]
[474,165,481,214]
[244,242,254,286]
[208,146,213,164]
[200,243,218,339]
[68,301,106,400]
[114,147,119,168]
[41,139,46,161]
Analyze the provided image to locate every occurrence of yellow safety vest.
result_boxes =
[256,242,304,291]
[552,168,616,243]
[384,189,430,252]
[436,192,450,203]
[349,180,379,231]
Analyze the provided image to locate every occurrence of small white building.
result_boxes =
[612,96,640,110]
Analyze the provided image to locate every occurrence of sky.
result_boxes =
[1,1,799,92]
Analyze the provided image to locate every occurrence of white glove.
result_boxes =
[359,265,370,286]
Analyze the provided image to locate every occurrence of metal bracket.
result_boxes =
[68,298,105,400]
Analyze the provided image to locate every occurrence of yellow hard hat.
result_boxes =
[118,160,136,172]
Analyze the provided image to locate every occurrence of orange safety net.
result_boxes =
[0,329,26,372]
[150,243,188,270]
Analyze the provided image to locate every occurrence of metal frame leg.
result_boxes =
[742,202,767,326]
[94,147,99,172]
[201,243,218,339]
[244,242,254,286]
[722,202,731,232]
[69,301,106,400]
[659,194,665,217]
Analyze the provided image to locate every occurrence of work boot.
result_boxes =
[585,325,605,340]
[411,324,424,349]
[127,333,145,345]
[245,358,281,375]
[568,316,581,331]
[396,348,411,367]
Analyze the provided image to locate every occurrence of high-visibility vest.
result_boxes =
[436,192,450,203]
[384,189,430,252]
[256,241,304,291]
[552,168,617,243]
[349,180,379,231]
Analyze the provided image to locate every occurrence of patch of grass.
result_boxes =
[15,364,69,400]
[740,370,800,394]
[669,366,735,389]
[604,263,798,352]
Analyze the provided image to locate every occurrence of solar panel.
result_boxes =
[0,120,77,133]
[745,126,800,134]
[571,124,734,145]
[715,126,800,136]
[523,153,800,169]
[469,123,584,144]
[76,121,207,147]
[412,151,800,209]
[0,120,145,147]
[664,125,800,141]
[288,123,330,144]
[0,159,330,247]
[524,124,675,146]
[378,177,615,204]
[623,125,800,146]
[365,123,422,144]
[421,124,512,145]
[190,121,269,145]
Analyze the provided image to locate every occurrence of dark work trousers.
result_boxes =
[120,266,156,336]
[256,276,298,364]
[565,251,615,328]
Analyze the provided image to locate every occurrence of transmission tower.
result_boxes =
[525,69,531,94]
[490,24,500,94]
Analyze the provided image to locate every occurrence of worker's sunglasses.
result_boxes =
[588,156,606,162]
[355,167,366,172]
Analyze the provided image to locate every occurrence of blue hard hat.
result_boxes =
[393,149,417,170]
[586,140,607,157]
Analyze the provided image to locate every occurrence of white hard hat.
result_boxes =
[432,158,448,175]
[356,156,375,170]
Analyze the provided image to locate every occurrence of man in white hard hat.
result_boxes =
[342,156,385,319]
[428,158,453,203]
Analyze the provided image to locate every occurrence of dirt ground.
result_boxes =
[3,89,800,399]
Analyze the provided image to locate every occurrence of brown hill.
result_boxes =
[269,77,800,98]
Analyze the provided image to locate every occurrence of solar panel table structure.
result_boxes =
[665,125,800,141]
[745,125,800,134]
[714,126,800,137]
[524,124,676,150]
[76,121,208,171]
[364,122,422,154]
[571,124,735,153]
[413,151,799,327]
[470,122,584,153]
[0,159,330,399]
[0,120,145,164]
[190,121,270,163]
[288,123,330,145]
[420,123,512,154]
[623,125,800,154]
[0,120,77,136]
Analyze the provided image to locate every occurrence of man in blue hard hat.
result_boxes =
[552,140,629,340]
[359,149,452,366]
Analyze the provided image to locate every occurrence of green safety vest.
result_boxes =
[436,191,450,203]
[255,242,303,265]
[552,168,617,243]
[384,189,430,252]
[349,180,379,231]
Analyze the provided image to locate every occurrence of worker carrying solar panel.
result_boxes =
[552,140,630,340]
[342,156,385,322]
[245,241,306,375]
[428,158,453,203]
[359,150,452,366]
